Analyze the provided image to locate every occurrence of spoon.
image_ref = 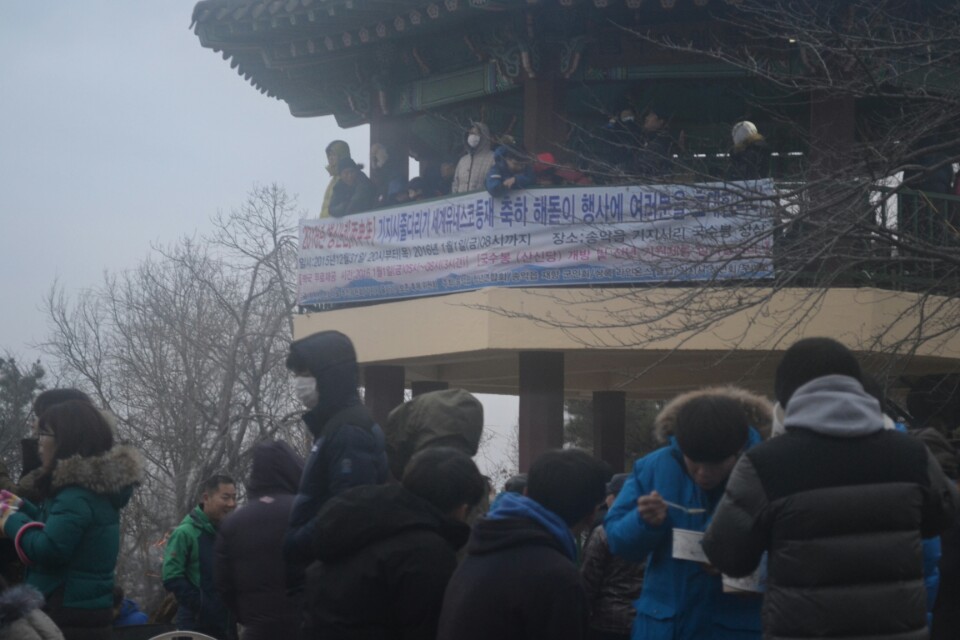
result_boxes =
[663,500,707,515]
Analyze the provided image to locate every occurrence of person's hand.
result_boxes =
[504,177,517,188]
[0,502,18,536]
[0,490,22,509]
[637,490,668,526]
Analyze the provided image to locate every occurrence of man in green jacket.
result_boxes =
[163,474,237,640]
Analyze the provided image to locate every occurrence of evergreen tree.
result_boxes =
[0,356,45,478]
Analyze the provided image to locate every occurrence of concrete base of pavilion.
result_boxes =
[294,286,960,471]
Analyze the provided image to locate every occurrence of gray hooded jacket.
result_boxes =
[451,122,495,194]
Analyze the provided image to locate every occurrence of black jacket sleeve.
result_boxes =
[702,455,769,578]
[921,450,959,539]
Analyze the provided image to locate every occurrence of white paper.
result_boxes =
[722,552,768,593]
[672,528,707,562]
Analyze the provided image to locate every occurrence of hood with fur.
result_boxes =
[0,585,63,640]
[655,386,772,443]
[50,444,143,504]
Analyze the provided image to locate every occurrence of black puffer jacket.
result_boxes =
[215,441,304,640]
[303,484,469,640]
[703,375,957,640]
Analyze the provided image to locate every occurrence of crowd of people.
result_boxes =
[1,332,959,640]
[317,113,773,218]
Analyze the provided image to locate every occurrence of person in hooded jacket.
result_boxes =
[110,585,146,628]
[303,447,485,640]
[0,576,64,640]
[383,389,484,481]
[0,401,143,640]
[485,145,535,198]
[328,158,378,217]
[451,122,496,194]
[702,338,957,640]
[437,448,608,640]
[604,387,770,640]
[320,140,352,218]
[1,390,93,589]
[215,441,304,640]
[283,331,389,585]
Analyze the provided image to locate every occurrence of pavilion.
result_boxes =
[192,0,960,470]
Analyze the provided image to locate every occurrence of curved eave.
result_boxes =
[293,286,960,398]
[191,0,722,119]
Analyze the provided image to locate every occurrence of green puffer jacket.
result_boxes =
[2,445,143,610]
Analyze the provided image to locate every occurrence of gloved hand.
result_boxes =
[0,501,19,536]
[0,489,23,510]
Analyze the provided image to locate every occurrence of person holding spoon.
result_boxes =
[605,387,771,640]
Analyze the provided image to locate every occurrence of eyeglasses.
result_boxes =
[37,431,56,440]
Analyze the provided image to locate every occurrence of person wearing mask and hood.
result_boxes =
[320,140,352,218]
[215,441,305,640]
[451,123,495,194]
[283,331,389,586]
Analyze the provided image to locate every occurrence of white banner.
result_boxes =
[298,180,775,305]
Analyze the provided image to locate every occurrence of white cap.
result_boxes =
[731,121,758,146]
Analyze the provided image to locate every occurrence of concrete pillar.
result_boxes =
[411,380,449,397]
[593,391,626,472]
[518,351,565,471]
[364,365,405,427]
[523,77,565,157]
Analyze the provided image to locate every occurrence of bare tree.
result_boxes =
[42,184,303,606]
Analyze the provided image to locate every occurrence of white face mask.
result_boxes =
[467,133,481,148]
[293,376,319,409]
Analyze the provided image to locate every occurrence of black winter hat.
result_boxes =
[606,473,630,496]
[774,337,861,407]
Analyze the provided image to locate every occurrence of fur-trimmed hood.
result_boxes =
[654,386,772,443]
[0,586,43,629]
[50,444,143,501]
[0,585,64,640]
